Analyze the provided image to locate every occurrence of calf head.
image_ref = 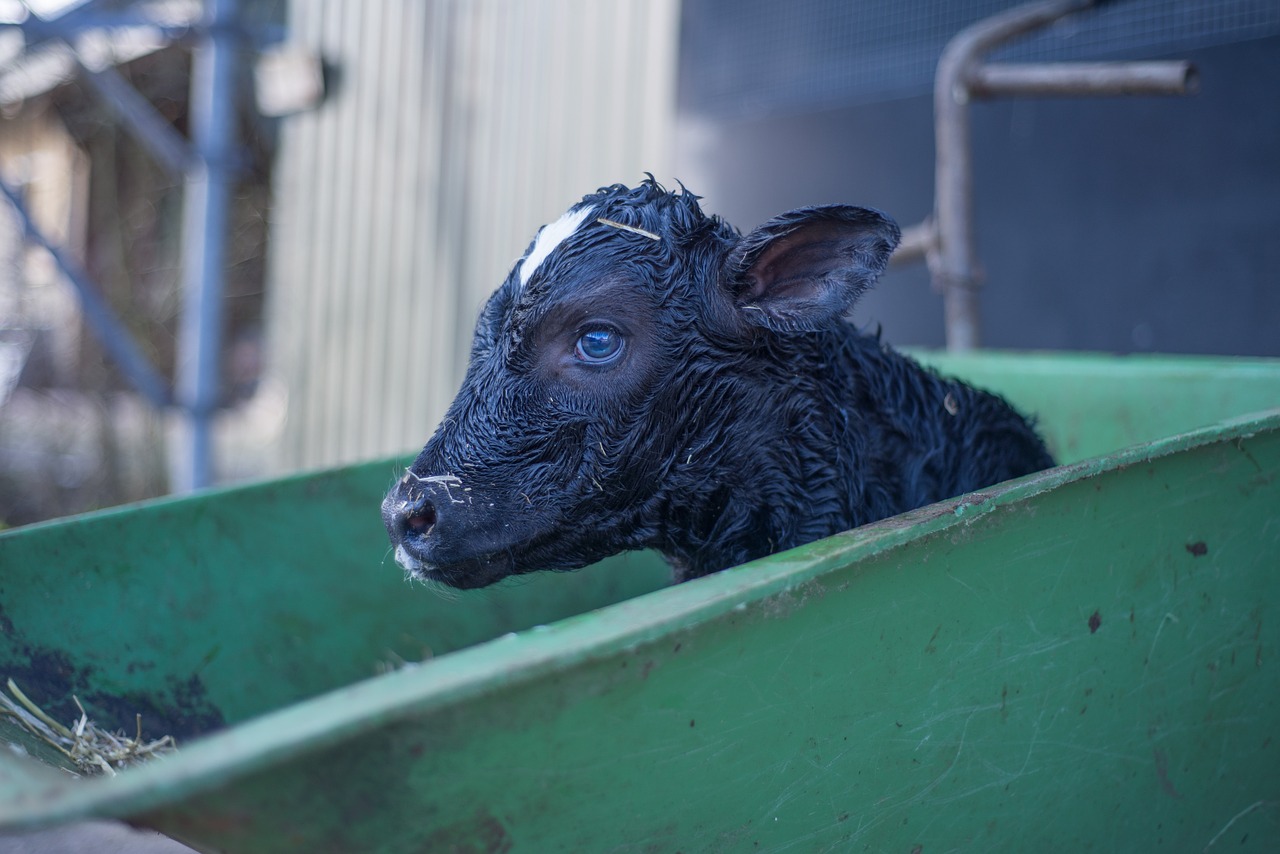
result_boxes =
[382,179,899,588]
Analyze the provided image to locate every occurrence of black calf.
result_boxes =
[382,179,1053,588]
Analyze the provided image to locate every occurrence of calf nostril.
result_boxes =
[405,501,436,535]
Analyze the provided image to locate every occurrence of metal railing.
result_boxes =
[1,0,250,490]
[891,0,1198,351]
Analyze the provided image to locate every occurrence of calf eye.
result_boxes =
[575,328,624,363]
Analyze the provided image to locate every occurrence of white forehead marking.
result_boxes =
[519,204,595,288]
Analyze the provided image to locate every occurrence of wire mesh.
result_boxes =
[679,0,1280,118]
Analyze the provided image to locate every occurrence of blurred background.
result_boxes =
[0,0,1277,527]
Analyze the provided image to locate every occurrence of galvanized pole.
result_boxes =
[175,0,238,491]
[0,178,172,408]
[933,0,1095,352]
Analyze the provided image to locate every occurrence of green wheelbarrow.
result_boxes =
[1,351,1277,852]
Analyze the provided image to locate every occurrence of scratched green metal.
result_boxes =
[0,353,1276,852]
[0,464,671,741]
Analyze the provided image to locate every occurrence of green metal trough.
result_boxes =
[1,351,1277,852]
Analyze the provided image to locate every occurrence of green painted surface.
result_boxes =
[0,464,670,738]
[910,350,1280,463]
[0,352,1277,851]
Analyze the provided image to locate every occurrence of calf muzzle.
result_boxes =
[381,484,436,549]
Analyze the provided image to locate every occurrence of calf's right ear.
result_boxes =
[721,206,900,333]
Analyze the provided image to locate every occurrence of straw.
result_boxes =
[0,678,177,777]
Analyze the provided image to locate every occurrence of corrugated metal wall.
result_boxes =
[265,0,679,474]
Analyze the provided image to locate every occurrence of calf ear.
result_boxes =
[723,206,900,333]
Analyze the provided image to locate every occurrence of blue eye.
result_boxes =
[575,328,623,363]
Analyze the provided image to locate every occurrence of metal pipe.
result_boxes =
[4,0,116,52]
[889,218,935,267]
[4,9,282,49]
[0,176,171,407]
[969,61,1199,99]
[933,0,1094,351]
[14,0,199,172]
[10,15,198,42]
[73,60,199,178]
[174,0,239,491]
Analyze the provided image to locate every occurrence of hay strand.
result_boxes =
[0,679,177,777]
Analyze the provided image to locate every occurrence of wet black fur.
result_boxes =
[383,179,1054,588]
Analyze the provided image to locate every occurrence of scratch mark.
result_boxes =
[1233,437,1264,473]
[1204,800,1272,851]
[1049,529,1081,598]
[848,705,996,844]
[1036,739,1145,765]
[907,703,1004,735]
[946,571,980,596]
[1144,612,1180,668]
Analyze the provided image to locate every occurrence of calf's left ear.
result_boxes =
[722,205,901,333]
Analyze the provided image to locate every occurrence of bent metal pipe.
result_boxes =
[888,0,1198,352]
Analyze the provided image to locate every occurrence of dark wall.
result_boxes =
[674,35,1280,357]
